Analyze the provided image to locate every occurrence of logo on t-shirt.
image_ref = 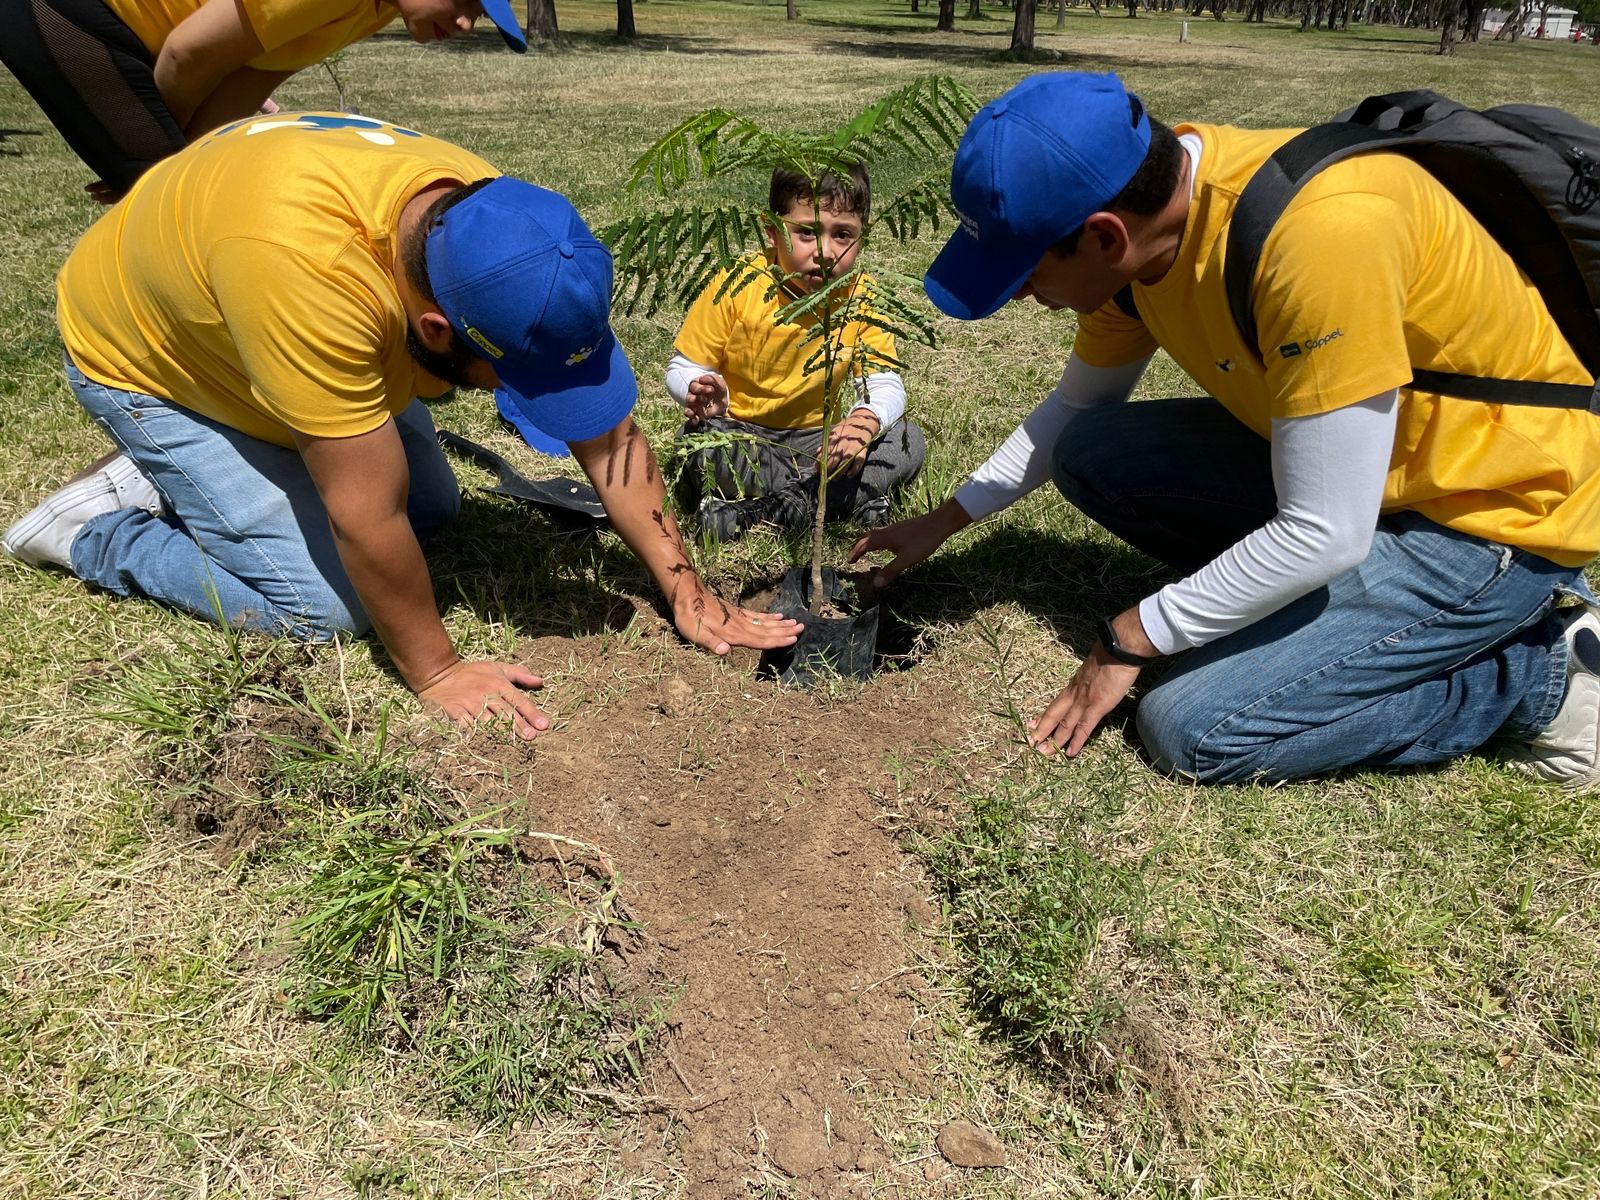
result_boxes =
[217,113,424,146]
[1281,329,1344,359]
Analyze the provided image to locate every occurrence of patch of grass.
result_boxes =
[920,763,1141,1063]
[284,791,666,1120]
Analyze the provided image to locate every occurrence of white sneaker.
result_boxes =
[2,454,163,570]
[1506,604,1600,790]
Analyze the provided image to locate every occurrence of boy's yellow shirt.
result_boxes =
[107,0,399,73]
[674,253,898,430]
[1076,122,1600,568]
[57,112,498,448]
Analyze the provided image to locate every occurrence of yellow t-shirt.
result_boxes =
[674,254,899,430]
[58,112,498,447]
[108,0,399,73]
[1076,123,1600,567]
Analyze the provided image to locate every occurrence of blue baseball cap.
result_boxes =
[426,178,636,444]
[480,0,528,51]
[925,72,1151,321]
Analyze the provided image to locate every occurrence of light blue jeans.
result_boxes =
[65,357,461,639]
[1053,397,1588,783]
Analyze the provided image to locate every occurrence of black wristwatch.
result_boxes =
[1098,616,1161,667]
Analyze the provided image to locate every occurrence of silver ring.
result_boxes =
[751,618,762,625]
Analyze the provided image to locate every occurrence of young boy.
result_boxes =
[665,163,927,540]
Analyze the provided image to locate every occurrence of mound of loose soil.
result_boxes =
[455,605,967,1197]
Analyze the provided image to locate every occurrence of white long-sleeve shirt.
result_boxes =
[954,355,1398,655]
[665,351,909,431]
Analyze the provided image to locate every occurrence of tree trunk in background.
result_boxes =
[526,0,559,41]
[616,0,636,37]
[1438,0,1459,47]
[1125,0,1138,15]
[1010,0,1037,46]
[787,0,798,19]
[910,0,918,12]
[938,0,957,25]
[969,0,984,18]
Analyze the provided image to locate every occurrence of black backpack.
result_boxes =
[1120,90,1600,412]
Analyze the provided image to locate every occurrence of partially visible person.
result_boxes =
[667,163,927,541]
[2,112,799,738]
[0,0,526,202]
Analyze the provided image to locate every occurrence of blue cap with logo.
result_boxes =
[924,71,1151,321]
[480,0,529,52]
[425,177,635,445]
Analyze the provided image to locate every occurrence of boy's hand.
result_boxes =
[685,374,729,426]
[826,409,880,477]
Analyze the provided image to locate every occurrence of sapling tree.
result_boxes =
[598,77,977,615]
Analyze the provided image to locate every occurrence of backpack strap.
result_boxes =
[1224,113,1600,413]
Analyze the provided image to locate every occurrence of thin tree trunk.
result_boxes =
[1056,0,1066,26]
[787,0,797,19]
[969,0,984,18]
[938,0,957,26]
[616,0,636,38]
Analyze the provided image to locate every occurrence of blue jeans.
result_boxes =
[65,357,461,639]
[1053,397,1586,783]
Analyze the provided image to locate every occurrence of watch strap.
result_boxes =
[1098,616,1160,666]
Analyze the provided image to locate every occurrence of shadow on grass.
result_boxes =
[428,493,644,641]
[361,26,783,55]
[895,523,1167,653]
[0,128,43,157]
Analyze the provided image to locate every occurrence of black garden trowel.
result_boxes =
[436,429,608,529]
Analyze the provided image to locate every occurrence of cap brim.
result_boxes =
[495,388,571,457]
[496,330,637,445]
[480,0,528,51]
[923,224,1043,321]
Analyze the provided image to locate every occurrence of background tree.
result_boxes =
[938,0,957,28]
[617,0,636,39]
[1438,0,1461,49]
[599,78,979,614]
[526,0,559,43]
[1011,0,1039,49]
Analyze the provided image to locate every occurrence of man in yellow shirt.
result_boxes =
[3,111,798,737]
[852,72,1600,787]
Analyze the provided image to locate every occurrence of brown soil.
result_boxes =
[454,605,966,1196]
[163,692,321,866]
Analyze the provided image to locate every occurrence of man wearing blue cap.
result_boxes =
[4,110,799,738]
[851,71,1600,786]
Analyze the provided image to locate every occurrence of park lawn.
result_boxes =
[3,2,1599,1196]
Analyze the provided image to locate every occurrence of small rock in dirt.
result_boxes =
[823,990,846,1009]
[659,675,695,717]
[768,1123,830,1178]
[936,1120,1006,1169]
[923,1155,951,1182]
[903,894,937,925]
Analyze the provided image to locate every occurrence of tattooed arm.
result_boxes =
[569,418,802,654]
